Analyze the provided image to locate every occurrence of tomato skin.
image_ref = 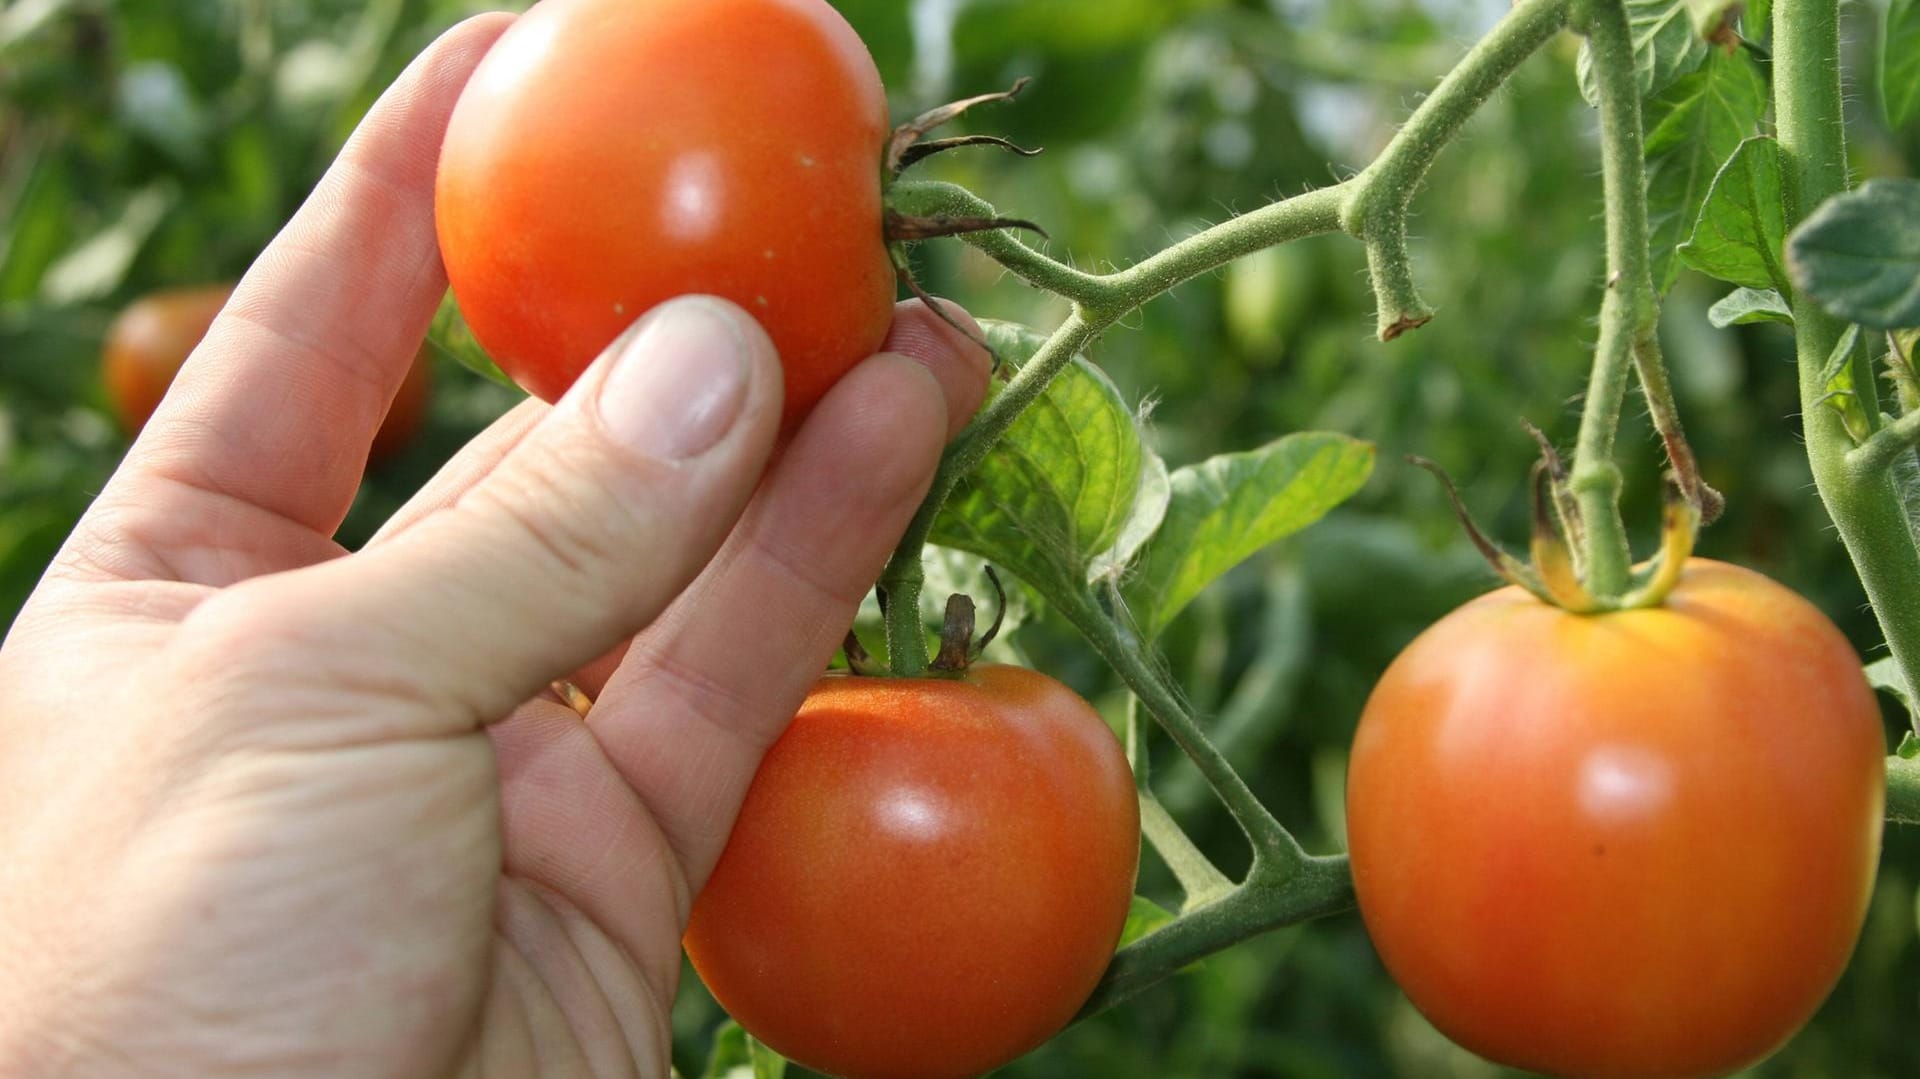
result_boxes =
[102,283,431,464]
[1347,559,1885,1079]
[684,665,1141,1079]
[434,0,897,429]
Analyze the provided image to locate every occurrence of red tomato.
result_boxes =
[434,0,897,429]
[684,665,1141,1079]
[1347,559,1885,1079]
[102,283,430,464]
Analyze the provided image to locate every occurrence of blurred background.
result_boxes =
[3,0,1917,1075]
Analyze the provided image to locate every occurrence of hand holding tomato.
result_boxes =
[0,16,990,1078]
[1347,559,1885,1079]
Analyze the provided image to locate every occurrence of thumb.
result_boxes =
[212,296,783,737]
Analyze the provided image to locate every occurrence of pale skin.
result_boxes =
[0,15,989,1078]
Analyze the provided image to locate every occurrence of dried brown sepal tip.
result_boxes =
[929,593,977,673]
[1521,418,1586,568]
[971,566,1007,661]
[892,261,997,363]
[925,567,1006,674]
[1406,455,1559,606]
[842,629,885,676]
[1378,310,1434,342]
[886,77,1034,176]
[895,134,1042,174]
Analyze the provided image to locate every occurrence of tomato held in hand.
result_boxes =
[103,283,431,464]
[434,0,897,429]
[684,665,1141,1079]
[1347,559,1885,1079]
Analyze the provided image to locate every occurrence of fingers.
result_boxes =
[122,13,513,537]
[370,398,549,544]
[587,323,992,891]
[195,298,782,741]
[882,299,994,439]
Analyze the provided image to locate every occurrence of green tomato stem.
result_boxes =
[1057,586,1307,868]
[1776,0,1920,732]
[1564,0,1650,600]
[1339,0,1571,339]
[1848,411,1920,475]
[1077,855,1355,1020]
[1890,755,1920,825]
[1139,792,1235,908]
[877,311,1099,675]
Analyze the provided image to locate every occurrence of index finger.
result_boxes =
[123,14,513,537]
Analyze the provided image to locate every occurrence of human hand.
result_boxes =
[0,15,988,1078]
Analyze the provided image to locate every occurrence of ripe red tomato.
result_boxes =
[684,665,1141,1079]
[1347,559,1885,1079]
[434,0,897,429]
[102,283,431,464]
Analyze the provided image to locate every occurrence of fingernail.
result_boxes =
[595,299,751,460]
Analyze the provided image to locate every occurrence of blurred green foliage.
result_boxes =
[4,1,1918,1076]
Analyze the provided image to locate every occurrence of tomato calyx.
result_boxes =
[844,567,1007,678]
[881,79,1048,357]
[883,77,1037,177]
[1412,432,1702,613]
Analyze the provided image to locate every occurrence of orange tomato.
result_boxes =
[1347,559,1885,1079]
[434,0,897,429]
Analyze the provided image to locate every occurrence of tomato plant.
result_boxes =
[434,0,897,428]
[102,284,430,464]
[683,664,1141,1079]
[1347,559,1886,1079]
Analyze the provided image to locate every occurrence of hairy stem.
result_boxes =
[1777,0,1920,729]
[1891,756,1920,825]
[1140,792,1235,906]
[1850,411,1920,475]
[1077,855,1354,1019]
[1056,587,1305,867]
[878,313,1099,673]
[1565,0,1650,598]
[1339,0,1572,338]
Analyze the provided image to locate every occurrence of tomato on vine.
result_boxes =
[1346,559,1885,1079]
[684,664,1141,1079]
[434,0,898,429]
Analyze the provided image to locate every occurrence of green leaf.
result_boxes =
[1118,895,1176,947]
[429,292,515,388]
[1708,286,1793,326]
[1577,0,1711,107]
[701,1021,787,1079]
[1745,0,1773,45]
[1677,136,1789,292]
[1121,433,1373,638]
[1816,323,1874,438]
[1787,179,1920,329]
[930,320,1151,598]
[1869,657,1916,722]
[1090,449,1170,584]
[1884,0,1920,130]
[1899,731,1920,760]
[1644,49,1768,293]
